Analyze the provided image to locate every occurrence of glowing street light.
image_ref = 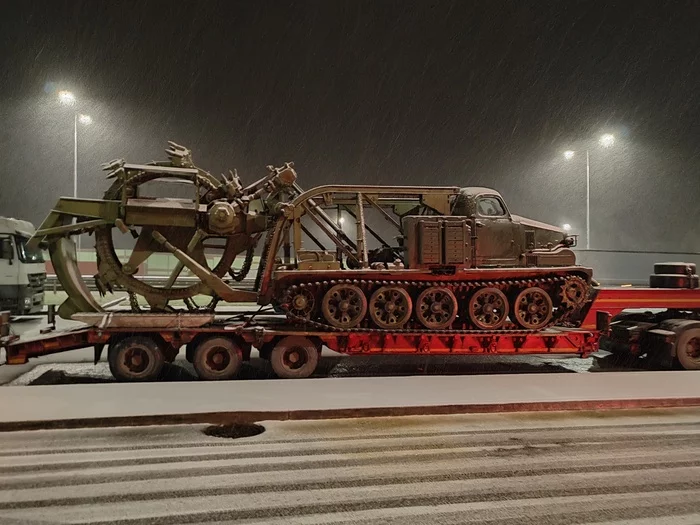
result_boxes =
[58,90,76,106]
[599,133,615,148]
[78,114,92,125]
[562,223,572,232]
[562,133,616,249]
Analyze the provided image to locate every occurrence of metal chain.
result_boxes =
[228,245,255,282]
[254,232,275,291]
[128,292,142,313]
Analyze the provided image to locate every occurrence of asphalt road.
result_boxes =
[0,409,699,524]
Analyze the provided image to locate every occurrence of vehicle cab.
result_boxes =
[0,217,46,314]
[451,187,577,267]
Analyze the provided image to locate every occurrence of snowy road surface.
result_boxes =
[0,410,699,523]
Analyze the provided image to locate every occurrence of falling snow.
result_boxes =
[0,0,699,252]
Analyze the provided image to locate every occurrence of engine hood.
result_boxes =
[512,215,566,236]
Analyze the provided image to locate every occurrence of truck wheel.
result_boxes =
[676,328,700,370]
[108,335,165,382]
[193,336,243,380]
[270,336,319,379]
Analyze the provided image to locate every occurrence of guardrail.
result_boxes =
[574,249,700,286]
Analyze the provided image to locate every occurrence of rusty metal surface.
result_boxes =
[49,238,102,318]
[321,284,368,329]
[71,312,215,329]
[31,143,298,318]
[467,287,509,330]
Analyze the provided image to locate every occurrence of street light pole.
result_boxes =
[586,149,590,250]
[73,113,80,252]
[564,133,615,251]
[58,91,92,253]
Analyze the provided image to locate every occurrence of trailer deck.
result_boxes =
[2,285,700,380]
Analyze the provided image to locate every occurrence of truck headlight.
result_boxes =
[23,297,32,307]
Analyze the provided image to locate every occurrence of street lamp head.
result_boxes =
[78,114,92,125]
[563,150,575,160]
[599,134,615,148]
[562,223,572,232]
[338,217,345,225]
[58,90,76,106]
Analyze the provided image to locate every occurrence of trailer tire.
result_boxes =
[675,328,700,370]
[192,336,243,381]
[650,274,700,289]
[108,335,165,382]
[270,336,319,379]
[653,262,697,276]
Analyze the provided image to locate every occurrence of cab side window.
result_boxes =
[476,196,506,217]
[0,235,14,261]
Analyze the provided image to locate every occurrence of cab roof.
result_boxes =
[457,187,504,198]
[0,217,36,237]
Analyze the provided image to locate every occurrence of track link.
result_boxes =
[280,275,584,333]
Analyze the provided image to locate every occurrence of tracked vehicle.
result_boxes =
[30,143,592,331]
[260,185,591,331]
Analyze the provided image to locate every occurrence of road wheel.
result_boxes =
[676,328,700,370]
[416,287,458,330]
[322,284,367,329]
[511,287,553,330]
[468,287,509,330]
[288,287,316,319]
[369,286,412,329]
[193,336,243,380]
[108,335,165,382]
[270,336,319,378]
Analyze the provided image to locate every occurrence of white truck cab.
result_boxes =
[0,217,46,315]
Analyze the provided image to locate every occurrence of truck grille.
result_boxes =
[28,273,46,290]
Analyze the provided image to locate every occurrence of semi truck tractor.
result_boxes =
[0,217,46,314]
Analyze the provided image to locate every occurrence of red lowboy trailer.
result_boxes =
[1,284,699,382]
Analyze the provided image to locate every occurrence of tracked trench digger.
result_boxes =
[30,143,593,332]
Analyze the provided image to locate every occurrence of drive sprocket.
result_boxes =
[559,275,589,310]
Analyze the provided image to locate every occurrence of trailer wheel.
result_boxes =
[676,328,700,370]
[270,336,319,379]
[193,336,243,380]
[108,335,165,382]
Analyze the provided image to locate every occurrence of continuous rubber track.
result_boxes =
[1,410,700,523]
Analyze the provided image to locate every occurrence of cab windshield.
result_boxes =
[15,235,44,264]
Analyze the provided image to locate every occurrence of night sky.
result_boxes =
[1,0,699,252]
